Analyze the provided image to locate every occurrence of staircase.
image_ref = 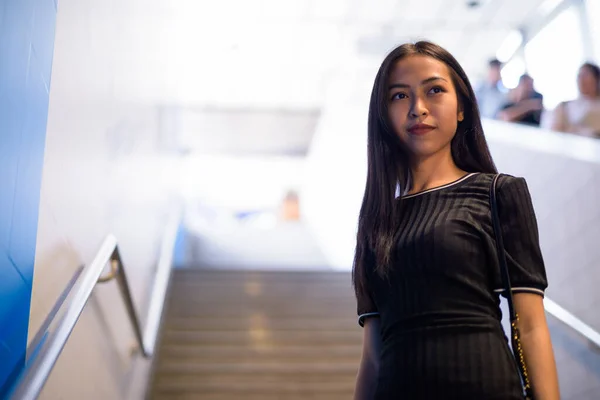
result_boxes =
[148,268,362,399]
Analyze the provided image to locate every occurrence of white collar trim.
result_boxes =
[401,173,478,199]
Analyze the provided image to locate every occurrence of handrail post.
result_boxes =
[111,247,148,357]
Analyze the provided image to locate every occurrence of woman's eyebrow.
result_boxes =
[388,76,448,90]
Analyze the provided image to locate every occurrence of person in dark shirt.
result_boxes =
[498,74,544,126]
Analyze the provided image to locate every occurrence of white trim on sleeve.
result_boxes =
[358,312,380,327]
[494,287,545,296]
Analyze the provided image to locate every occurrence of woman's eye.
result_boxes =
[429,86,444,94]
[391,93,408,100]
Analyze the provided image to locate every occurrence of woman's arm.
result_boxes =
[514,293,560,400]
[549,102,567,133]
[354,317,382,400]
[498,98,543,122]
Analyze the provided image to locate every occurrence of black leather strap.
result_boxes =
[489,173,517,321]
[489,174,534,399]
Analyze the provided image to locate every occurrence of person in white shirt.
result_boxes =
[545,63,600,138]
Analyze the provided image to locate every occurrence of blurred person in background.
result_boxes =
[544,62,600,137]
[280,190,300,221]
[353,41,559,400]
[475,58,508,119]
[498,74,544,126]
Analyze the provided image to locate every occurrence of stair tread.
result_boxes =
[151,389,352,400]
[163,317,357,329]
[152,380,355,392]
[157,343,359,353]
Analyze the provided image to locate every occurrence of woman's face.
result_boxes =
[387,55,462,162]
[577,66,599,97]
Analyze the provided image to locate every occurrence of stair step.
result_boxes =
[171,287,354,303]
[163,311,356,320]
[156,343,360,359]
[152,393,350,400]
[171,278,352,287]
[163,317,357,331]
[160,329,362,345]
[166,298,355,307]
[171,269,351,278]
[151,380,354,395]
[156,356,360,367]
[164,310,355,319]
[168,286,353,298]
[153,394,353,400]
[171,277,352,285]
[156,361,358,375]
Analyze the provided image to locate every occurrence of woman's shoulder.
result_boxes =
[491,174,532,206]
[468,174,533,215]
[497,173,527,189]
[468,172,528,192]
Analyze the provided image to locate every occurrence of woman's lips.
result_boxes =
[407,125,435,135]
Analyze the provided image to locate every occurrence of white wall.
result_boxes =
[28,2,180,399]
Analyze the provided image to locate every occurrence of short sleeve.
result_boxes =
[355,247,380,327]
[493,175,548,297]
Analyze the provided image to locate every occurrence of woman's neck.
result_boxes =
[407,151,466,195]
[580,92,600,101]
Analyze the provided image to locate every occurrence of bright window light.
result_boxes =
[524,5,584,108]
[501,56,526,89]
[538,0,564,18]
[496,30,523,63]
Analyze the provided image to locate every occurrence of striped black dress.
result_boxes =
[356,173,547,400]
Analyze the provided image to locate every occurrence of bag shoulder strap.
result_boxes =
[489,174,517,321]
[490,174,534,399]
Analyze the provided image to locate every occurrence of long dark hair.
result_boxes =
[581,62,600,96]
[353,41,497,295]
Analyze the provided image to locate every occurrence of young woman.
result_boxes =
[353,41,559,399]
[546,62,600,137]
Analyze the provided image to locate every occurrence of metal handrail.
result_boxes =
[544,298,600,348]
[7,210,180,400]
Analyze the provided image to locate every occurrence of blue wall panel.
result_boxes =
[0,0,57,389]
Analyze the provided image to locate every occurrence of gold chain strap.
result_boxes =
[512,313,533,399]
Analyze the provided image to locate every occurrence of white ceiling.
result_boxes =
[56,0,555,110]
[51,0,559,155]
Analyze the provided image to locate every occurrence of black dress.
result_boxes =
[356,173,548,400]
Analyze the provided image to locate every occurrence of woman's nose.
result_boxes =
[409,98,428,118]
